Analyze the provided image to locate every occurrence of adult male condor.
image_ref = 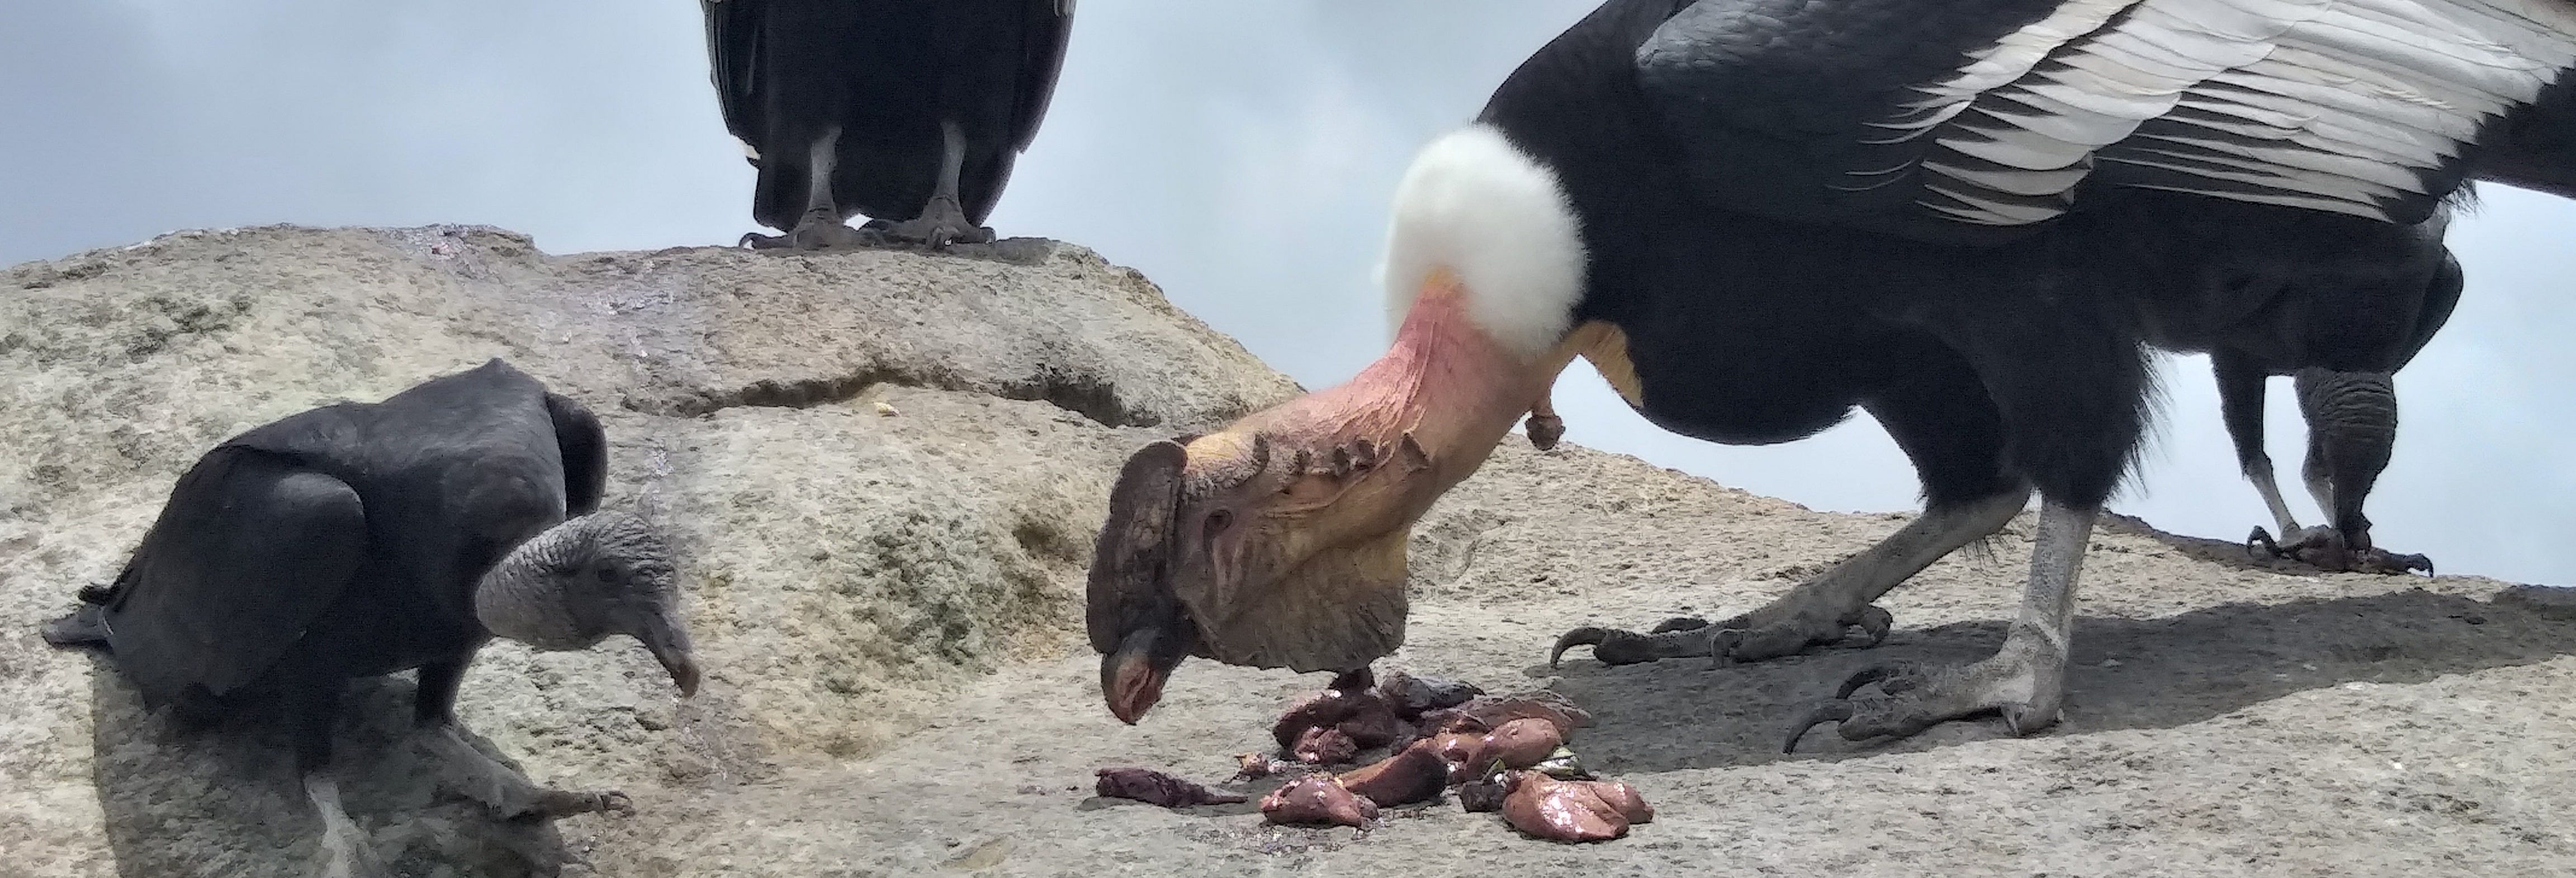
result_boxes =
[1088,0,2576,749]
[43,360,699,877]
[703,0,1076,249]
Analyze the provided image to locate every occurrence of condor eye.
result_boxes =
[1204,508,1234,537]
[594,566,619,584]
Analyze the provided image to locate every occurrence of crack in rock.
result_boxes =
[640,364,1157,428]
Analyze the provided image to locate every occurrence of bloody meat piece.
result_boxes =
[1419,732,1483,785]
[1336,741,1450,807]
[1457,777,1508,813]
[1273,689,1407,754]
[1376,670,1483,718]
[1293,726,1358,765]
[1468,718,1565,774]
[1586,779,1655,824]
[1232,752,1296,780]
[1259,775,1379,827]
[1498,772,1652,842]
[1093,767,1248,808]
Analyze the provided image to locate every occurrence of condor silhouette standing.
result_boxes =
[704,0,1076,249]
[1086,0,2576,753]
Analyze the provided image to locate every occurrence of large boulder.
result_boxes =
[7,225,2576,877]
[0,226,1296,876]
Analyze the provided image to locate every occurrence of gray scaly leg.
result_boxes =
[419,724,632,820]
[1782,498,2095,752]
[742,127,870,250]
[877,118,996,248]
[303,772,390,878]
[1552,489,2026,667]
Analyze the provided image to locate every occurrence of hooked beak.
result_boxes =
[630,606,702,697]
[1101,625,1196,724]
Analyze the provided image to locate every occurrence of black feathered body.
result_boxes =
[705,0,1074,231]
[70,359,605,733]
[1483,0,2567,510]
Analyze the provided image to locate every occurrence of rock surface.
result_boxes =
[0,226,1292,876]
[6,225,2576,876]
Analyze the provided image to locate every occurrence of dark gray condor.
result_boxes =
[45,359,700,877]
[704,0,1076,249]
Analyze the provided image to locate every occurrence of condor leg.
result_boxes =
[1552,354,2025,667]
[2214,352,2323,561]
[286,686,390,878]
[876,118,996,248]
[742,127,870,250]
[1783,499,2091,752]
[413,660,632,821]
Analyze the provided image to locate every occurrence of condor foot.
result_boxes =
[1782,652,2063,753]
[738,218,873,251]
[875,196,995,248]
[1550,604,1891,668]
[2247,526,2433,576]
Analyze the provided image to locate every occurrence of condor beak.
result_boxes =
[1101,625,1195,724]
[631,605,702,697]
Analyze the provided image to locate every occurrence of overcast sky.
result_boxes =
[7,1,2576,587]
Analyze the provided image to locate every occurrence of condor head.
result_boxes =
[1088,124,1593,724]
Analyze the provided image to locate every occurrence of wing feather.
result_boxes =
[103,447,368,705]
[1637,0,2576,239]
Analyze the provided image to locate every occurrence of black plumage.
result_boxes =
[1495,0,2574,748]
[43,359,698,872]
[1083,0,2576,742]
[704,0,1076,249]
[2210,222,2463,575]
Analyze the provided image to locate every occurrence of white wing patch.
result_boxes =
[1865,0,2576,225]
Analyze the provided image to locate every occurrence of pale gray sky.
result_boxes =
[7,2,2574,586]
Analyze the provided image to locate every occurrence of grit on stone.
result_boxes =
[3,226,2573,877]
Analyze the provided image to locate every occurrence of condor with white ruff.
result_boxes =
[1088,0,2576,749]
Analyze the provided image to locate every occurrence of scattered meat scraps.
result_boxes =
[1259,775,1379,827]
[1273,689,1405,762]
[1093,767,1248,808]
[1335,741,1450,807]
[1467,718,1565,775]
[1453,691,1595,737]
[1499,772,1654,842]
[1292,726,1358,765]
[1377,670,1483,718]
[1232,752,1297,780]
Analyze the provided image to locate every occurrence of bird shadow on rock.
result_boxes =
[82,654,579,878]
[1542,587,2574,773]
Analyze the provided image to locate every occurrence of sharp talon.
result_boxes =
[1837,664,1905,700]
[1650,616,1711,634]
[1783,701,1856,754]
[2247,526,2281,559]
[1550,627,1609,668]
[1849,605,1894,647]
[1706,628,1745,666]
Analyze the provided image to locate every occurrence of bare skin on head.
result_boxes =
[1090,271,1598,724]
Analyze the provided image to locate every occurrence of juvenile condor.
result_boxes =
[43,360,699,877]
[703,0,1076,249]
[1088,0,2576,749]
